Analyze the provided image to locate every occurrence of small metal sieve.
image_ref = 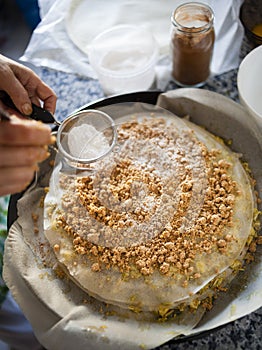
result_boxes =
[56,110,117,167]
[0,92,117,166]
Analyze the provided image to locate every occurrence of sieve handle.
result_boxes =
[0,90,56,124]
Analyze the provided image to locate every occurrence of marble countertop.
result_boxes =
[36,36,261,350]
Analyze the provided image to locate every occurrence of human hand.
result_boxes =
[0,115,55,196]
[0,55,57,196]
[0,54,57,115]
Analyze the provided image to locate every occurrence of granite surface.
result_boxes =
[37,37,253,122]
[31,36,262,350]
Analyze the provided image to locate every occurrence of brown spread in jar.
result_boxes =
[171,3,215,87]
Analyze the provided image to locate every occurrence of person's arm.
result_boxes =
[0,55,57,196]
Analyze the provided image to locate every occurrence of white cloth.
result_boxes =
[21,0,244,90]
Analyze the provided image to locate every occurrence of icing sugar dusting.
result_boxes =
[68,124,110,159]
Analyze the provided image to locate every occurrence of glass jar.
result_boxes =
[171,2,215,87]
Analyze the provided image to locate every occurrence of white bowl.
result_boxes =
[88,25,158,95]
[237,45,262,121]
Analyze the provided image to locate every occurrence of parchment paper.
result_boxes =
[3,89,262,350]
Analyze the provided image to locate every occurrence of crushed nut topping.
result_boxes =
[54,117,238,281]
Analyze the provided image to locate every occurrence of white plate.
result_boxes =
[237,45,262,121]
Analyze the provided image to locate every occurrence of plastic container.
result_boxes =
[88,25,158,95]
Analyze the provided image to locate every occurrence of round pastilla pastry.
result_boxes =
[44,110,255,316]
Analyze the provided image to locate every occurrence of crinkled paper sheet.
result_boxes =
[3,89,262,350]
